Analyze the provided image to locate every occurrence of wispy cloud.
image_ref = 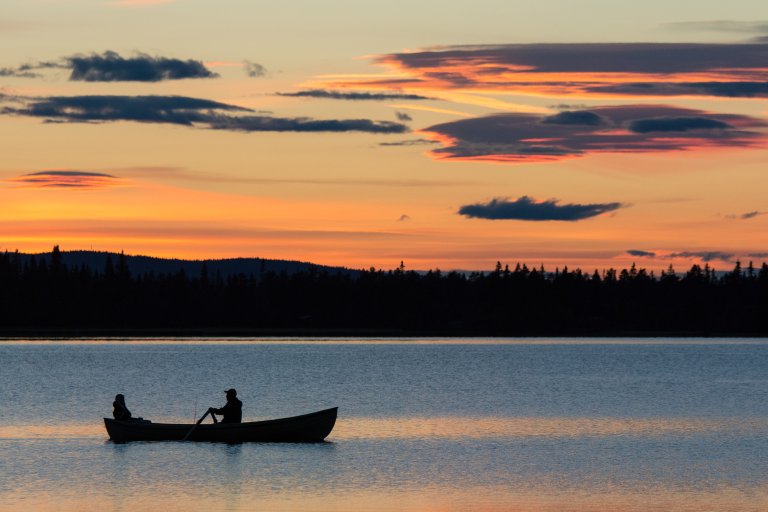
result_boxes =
[379,138,440,147]
[422,105,766,164]
[0,94,409,134]
[726,210,768,220]
[458,196,624,221]
[668,251,735,262]
[664,20,768,34]
[277,89,432,101]
[8,170,122,189]
[627,250,656,258]
[113,0,177,6]
[243,60,267,78]
[395,111,413,122]
[627,249,751,263]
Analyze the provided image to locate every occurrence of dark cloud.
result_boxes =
[243,60,267,78]
[0,94,409,134]
[629,117,731,133]
[584,81,768,98]
[277,89,432,101]
[423,105,766,163]
[383,43,768,76]
[747,252,768,259]
[3,95,247,125]
[542,111,605,126]
[0,52,217,82]
[668,251,735,262]
[396,111,413,122]
[9,170,120,189]
[627,250,656,258]
[207,115,407,134]
[379,138,440,147]
[66,51,217,82]
[458,196,624,221]
[346,43,768,99]
[727,210,767,220]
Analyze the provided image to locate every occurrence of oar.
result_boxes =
[182,409,212,441]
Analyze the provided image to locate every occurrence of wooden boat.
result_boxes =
[104,407,337,443]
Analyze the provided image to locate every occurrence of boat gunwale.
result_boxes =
[103,407,337,440]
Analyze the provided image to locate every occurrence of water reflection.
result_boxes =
[3,486,767,512]
[3,416,767,441]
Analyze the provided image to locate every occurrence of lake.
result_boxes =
[1,338,767,511]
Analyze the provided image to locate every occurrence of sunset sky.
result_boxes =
[2,0,768,271]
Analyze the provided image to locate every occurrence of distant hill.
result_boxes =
[12,249,359,280]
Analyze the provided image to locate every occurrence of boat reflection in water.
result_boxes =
[104,407,338,443]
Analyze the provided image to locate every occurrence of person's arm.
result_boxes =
[209,404,228,415]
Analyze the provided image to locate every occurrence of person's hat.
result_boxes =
[225,388,237,396]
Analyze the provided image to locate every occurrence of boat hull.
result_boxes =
[104,407,337,443]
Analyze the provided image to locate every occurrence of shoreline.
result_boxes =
[0,327,765,338]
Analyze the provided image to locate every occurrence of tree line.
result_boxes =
[1,246,767,335]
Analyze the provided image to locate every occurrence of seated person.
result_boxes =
[209,389,242,423]
[113,394,132,420]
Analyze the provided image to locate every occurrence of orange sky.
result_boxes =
[2,1,768,271]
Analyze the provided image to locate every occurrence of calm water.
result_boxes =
[1,338,768,511]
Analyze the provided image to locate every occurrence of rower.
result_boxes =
[209,388,242,423]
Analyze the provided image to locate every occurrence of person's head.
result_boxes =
[115,394,125,404]
[225,388,237,400]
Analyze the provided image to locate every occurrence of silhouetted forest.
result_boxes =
[2,246,767,335]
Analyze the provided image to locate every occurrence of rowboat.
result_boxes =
[104,407,337,443]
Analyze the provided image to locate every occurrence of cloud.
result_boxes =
[67,51,216,82]
[243,60,267,78]
[422,105,766,163]
[398,214,411,221]
[541,111,606,126]
[277,89,432,101]
[665,20,768,34]
[114,0,177,6]
[0,60,59,79]
[727,210,767,220]
[627,250,656,258]
[396,111,413,122]
[379,138,440,147]
[668,251,735,262]
[3,95,247,125]
[0,51,216,82]
[583,82,768,98]
[628,117,731,133]
[0,67,40,78]
[336,43,768,99]
[458,196,624,221]
[206,115,407,134]
[8,170,122,189]
[1,94,409,134]
[747,252,768,259]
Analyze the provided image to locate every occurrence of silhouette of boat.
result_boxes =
[104,407,337,443]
